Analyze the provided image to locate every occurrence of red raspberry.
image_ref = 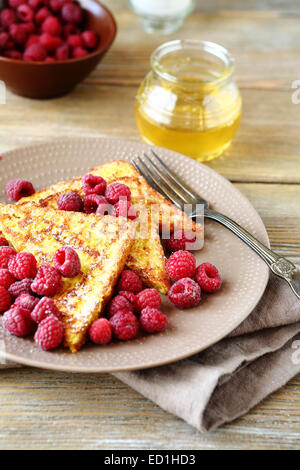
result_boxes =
[0,269,16,290]
[112,200,137,220]
[0,286,12,312]
[8,252,37,280]
[0,246,16,269]
[3,306,35,337]
[53,246,81,278]
[61,3,83,24]
[17,5,34,22]
[166,250,196,281]
[45,56,56,62]
[168,278,201,309]
[89,318,112,345]
[63,23,80,37]
[105,183,131,205]
[25,34,40,48]
[42,16,62,36]
[39,33,62,52]
[117,270,142,294]
[107,294,133,319]
[21,21,35,34]
[34,315,64,350]
[4,50,23,60]
[195,262,222,293]
[72,46,88,59]
[110,310,139,341]
[49,0,65,12]
[57,192,83,212]
[31,265,62,297]
[81,30,98,50]
[84,194,108,214]
[24,43,47,61]
[31,297,60,323]
[35,7,51,25]
[166,230,197,253]
[82,174,106,196]
[8,0,26,8]
[28,0,44,10]
[6,179,35,201]
[67,34,83,49]
[0,237,9,247]
[0,32,9,49]
[0,9,16,29]
[55,43,70,60]
[118,291,135,304]
[134,288,161,312]
[15,293,39,312]
[9,24,28,45]
[8,278,33,298]
[140,307,168,333]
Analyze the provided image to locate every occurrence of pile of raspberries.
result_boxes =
[6,175,138,220]
[0,0,98,62]
[0,243,81,350]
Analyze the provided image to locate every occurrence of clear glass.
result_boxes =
[128,0,195,34]
[135,40,242,162]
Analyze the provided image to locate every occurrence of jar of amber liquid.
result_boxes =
[135,40,242,162]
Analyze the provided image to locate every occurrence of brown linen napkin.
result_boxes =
[2,273,300,432]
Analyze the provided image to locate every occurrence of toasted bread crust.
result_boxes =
[0,203,135,352]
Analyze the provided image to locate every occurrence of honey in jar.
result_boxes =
[135,40,242,162]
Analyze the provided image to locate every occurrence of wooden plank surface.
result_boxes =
[0,0,299,450]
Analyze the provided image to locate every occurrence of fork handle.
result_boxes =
[201,208,299,296]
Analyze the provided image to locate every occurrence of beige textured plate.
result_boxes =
[0,137,269,372]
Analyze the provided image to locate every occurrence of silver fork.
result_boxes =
[132,150,300,300]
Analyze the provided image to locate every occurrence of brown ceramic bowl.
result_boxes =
[0,0,117,99]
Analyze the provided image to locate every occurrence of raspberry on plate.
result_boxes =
[55,43,70,61]
[6,179,35,202]
[166,230,197,253]
[117,270,142,294]
[72,46,88,59]
[0,286,12,312]
[110,310,139,341]
[0,246,16,269]
[23,43,47,61]
[31,297,61,323]
[0,237,9,247]
[118,291,136,304]
[31,265,62,297]
[53,246,81,278]
[0,9,17,28]
[107,294,133,319]
[8,278,33,298]
[140,307,168,333]
[0,269,16,290]
[81,30,98,50]
[3,306,35,337]
[61,3,83,24]
[8,252,37,280]
[195,262,222,293]
[89,318,112,345]
[82,173,106,196]
[57,192,83,212]
[166,250,196,281]
[112,200,137,220]
[15,293,39,312]
[168,277,201,309]
[41,16,62,36]
[105,183,131,205]
[34,315,64,350]
[134,288,161,312]
[17,4,34,22]
[83,194,108,214]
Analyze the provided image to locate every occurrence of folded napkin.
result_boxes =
[2,273,300,432]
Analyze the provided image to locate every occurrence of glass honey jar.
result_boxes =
[135,40,242,162]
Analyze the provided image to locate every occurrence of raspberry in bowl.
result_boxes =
[0,0,117,98]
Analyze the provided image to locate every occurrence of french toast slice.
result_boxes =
[0,203,135,353]
[18,161,201,294]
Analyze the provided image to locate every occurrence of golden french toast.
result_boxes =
[18,160,200,294]
[0,203,135,353]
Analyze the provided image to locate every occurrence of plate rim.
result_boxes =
[0,136,270,373]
